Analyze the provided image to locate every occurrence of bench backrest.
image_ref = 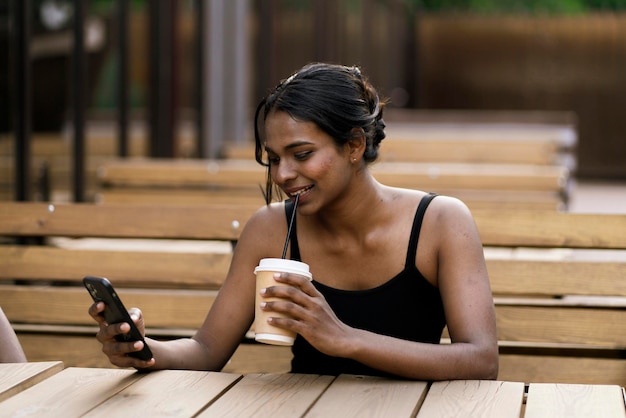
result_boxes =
[2,203,625,371]
[95,158,570,211]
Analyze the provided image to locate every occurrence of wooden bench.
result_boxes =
[2,202,625,384]
[95,158,570,211]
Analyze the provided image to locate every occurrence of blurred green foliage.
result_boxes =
[265,0,626,14]
[410,0,626,13]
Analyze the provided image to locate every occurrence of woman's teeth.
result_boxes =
[291,186,312,197]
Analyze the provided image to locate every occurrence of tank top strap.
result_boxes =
[284,199,301,261]
[405,193,438,267]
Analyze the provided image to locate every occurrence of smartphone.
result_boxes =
[83,276,153,361]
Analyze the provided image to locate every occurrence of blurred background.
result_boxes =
[1,0,625,206]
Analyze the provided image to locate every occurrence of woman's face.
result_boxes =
[264,111,352,212]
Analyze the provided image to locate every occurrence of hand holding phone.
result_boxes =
[83,276,153,361]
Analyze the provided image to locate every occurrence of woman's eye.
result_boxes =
[268,156,280,164]
[294,151,311,160]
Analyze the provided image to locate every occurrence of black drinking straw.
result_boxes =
[281,194,299,259]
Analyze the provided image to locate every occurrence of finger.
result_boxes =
[260,298,303,320]
[88,302,107,324]
[272,272,318,296]
[128,308,145,331]
[262,283,313,306]
[108,352,154,369]
[97,321,132,343]
[102,338,151,361]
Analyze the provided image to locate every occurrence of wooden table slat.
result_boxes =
[525,383,626,418]
[0,361,64,403]
[416,380,525,418]
[0,367,141,417]
[305,374,429,418]
[198,373,335,418]
[82,370,242,417]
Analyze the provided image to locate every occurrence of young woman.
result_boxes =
[89,63,498,380]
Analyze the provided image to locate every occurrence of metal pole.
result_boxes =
[232,0,248,146]
[72,0,86,202]
[203,0,224,158]
[222,0,247,149]
[117,0,129,157]
[13,0,31,201]
[148,0,175,158]
[195,0,204,158]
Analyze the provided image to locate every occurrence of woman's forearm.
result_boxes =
[142,337,220,371]
[346,328,498,380]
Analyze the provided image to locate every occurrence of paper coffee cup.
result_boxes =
[254,258,312,346]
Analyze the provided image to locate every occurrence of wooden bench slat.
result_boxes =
[16,333,293,373]
[0,202,258,240]
[473,210,626,248]
[0,245,230,288]
[495,305,626,348]
[97,158,569,192]
[370,162,569,191]
[3,245,624,296]
[98,159,267,187]
[10,203,625,249]
[96,188,269,205]
[1,285,215,329]
[487,258,626,296]
[97,188,565,211]
[225,138,563,165]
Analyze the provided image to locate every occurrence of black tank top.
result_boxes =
[284,193,445,377]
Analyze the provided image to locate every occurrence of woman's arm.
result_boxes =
[0,307,27,363]
[89,203,288,371]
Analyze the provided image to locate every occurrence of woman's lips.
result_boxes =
[288,185,314,198]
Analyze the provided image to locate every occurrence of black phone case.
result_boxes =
[83,276,153,361]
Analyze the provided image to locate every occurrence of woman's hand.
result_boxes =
[259,272,353,357]
[88,302,156,369]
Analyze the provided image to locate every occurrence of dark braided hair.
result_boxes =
[254,63,387,204]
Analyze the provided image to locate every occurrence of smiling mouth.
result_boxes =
[289,185,314,197]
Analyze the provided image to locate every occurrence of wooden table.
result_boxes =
[1,363,625,418]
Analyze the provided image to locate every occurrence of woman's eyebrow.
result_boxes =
[265,140,313,154]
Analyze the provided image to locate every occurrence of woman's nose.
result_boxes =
[272,160,297,183]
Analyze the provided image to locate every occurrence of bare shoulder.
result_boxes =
[425,194,482,244]
[235,201,290,255]
[241,202,287,237]
[429,194,475,223]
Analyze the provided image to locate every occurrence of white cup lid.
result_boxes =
[254,258,312,279]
